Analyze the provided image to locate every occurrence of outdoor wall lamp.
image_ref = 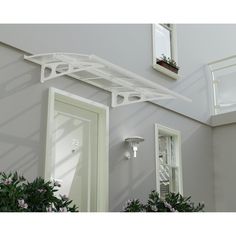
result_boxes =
[124,136,145,159]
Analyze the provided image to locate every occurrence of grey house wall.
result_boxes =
[0,41,215,211]
[213,123,236,211]
[2,24,236,124]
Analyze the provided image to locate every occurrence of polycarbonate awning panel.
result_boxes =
[24,53,191,107]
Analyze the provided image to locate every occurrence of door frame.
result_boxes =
[44,87,109,212]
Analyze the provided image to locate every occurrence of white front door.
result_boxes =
[53,100,98,212]
[45,88,109,212]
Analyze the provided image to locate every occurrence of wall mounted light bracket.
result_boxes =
[124,136,144,159]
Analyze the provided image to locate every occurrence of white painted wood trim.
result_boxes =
[211,110,236,127]
[208,54,236,69]
[154,124,183,196]
[44,87,55,181]
[154,124,160,194]
[171,24,178,65]
[205,65,215,116]
[152,24,157,66]
[44,87,109,212]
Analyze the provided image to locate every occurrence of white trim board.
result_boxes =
[211,110,236,127]
[44,87,109,212]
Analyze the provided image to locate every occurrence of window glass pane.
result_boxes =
[213,66,236,114]
[154,24,172,59]
[159,135,176,166]
[170,136,176,166]
[171,167,179,193]
[159,136,169,164]
[159,164,170,198]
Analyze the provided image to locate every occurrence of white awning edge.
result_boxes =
[24,53,191,107]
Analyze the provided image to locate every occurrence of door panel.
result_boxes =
[52,99,98,212]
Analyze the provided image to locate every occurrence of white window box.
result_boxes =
[153,63,180,80]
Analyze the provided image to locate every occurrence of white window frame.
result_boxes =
[208,55,236,115]
[154,124,183,197]
[152,24,179,80]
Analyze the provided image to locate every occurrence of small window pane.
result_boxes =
[171,167,179,193]
[170,136,177,166]
[159,164,170,198]
[154,24,172,59]
[159,136,168,164]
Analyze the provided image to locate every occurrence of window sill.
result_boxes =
[153,64,180,80]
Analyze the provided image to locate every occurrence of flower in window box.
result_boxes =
[156,54,179,74]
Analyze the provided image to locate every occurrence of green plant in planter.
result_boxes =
[161,54,178,68]
[161,54,168,63]
[123,190,204,212]
[0,172,78,212]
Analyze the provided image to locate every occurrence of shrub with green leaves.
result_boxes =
[123,190,204,212]
[123,199,146,212]
[0,172,78,212]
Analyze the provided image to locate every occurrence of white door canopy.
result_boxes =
[24,53,191,107]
